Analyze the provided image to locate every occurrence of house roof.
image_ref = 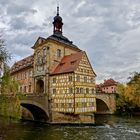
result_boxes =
[102,79,117,87]
[32,33,80,51]
[97,79,117,88]
[51,51,84,75]
[11,55,34,74]
[47,33,79,50]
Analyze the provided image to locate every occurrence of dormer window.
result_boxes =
[60,62,65,66]
[57,49,61,57]
[71,60,77,65]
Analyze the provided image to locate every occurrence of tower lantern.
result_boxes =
[53,6,63,34]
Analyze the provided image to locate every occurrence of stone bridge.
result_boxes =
[20,94,50,122]
[96,92,116,114]
[19,92,117,122]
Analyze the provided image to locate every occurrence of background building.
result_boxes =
[96,78,118,93]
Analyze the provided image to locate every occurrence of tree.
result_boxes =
[127,72,140,107]
[1,65,19,95]
[0,35,21,118]
[116,83,134,116]
[0,64,22,118]
[116,72,140,115]
[0,35,11,77]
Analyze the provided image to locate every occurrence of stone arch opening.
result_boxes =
[20,103,49,122]
[36,80,44,93]
[96,99,110,114]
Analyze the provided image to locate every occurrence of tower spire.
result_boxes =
[57,1,59,16]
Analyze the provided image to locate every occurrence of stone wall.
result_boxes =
[52,111,95,124]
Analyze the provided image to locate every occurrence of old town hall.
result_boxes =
[11,7,97,123]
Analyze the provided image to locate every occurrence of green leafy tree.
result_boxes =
[0,65,22,118]
[1,65,19,94]
[0,35,11,77]
[0,36,21,118]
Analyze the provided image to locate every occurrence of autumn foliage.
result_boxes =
[116,72,140,115]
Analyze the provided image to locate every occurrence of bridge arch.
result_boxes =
[20,100,49,122]
[96,93,116,114]
[96,99,110,114]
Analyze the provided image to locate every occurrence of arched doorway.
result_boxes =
[36,80,44,94]
[96,99,110,114]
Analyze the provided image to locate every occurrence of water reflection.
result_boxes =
[0,115,140,140]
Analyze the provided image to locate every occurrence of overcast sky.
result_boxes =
[0,0,140,83]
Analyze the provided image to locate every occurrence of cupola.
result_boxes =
[53,6,63,34]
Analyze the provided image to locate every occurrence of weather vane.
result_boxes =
[56,0,59,15]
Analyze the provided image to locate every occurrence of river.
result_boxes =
[0,115,140,140]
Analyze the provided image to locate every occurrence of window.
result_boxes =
[61,103,64,108]
[37,51,40,58]
[53,89,56,94]
[68,103,73,108]
[24,86,26,93]
[76,87,80,93]
[76,75,80,82]
[90,78,94,83]
[29,70,32,77]
[84,76,87,83]
[71,60,76,65]
[86,88,89,93]
[69,76,73,82]
[69,88,73,93]
[20,86,22,92]
[43,48,46,56]
[55,103,58,108]
[80,88,84,93]
[82,102,87,107]
[92,88,95,94]
[24,72,27,79]
[29,85,31,93]
[57,49,61,57]
[47,46,50,50]
[92,102,94,107]
[53,78,56,83]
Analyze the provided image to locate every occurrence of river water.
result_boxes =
[0,115,140,140]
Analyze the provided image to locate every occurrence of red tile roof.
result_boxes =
[102,78,117,87]
[96,79,117,88]
[51,51,84,75]
[11,55,34,74]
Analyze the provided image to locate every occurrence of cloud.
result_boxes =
[0,0,140,83]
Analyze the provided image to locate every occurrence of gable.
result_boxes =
[32,37,46,49]
[76,52,96,76]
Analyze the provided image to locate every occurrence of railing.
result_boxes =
[21,93,47,97]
